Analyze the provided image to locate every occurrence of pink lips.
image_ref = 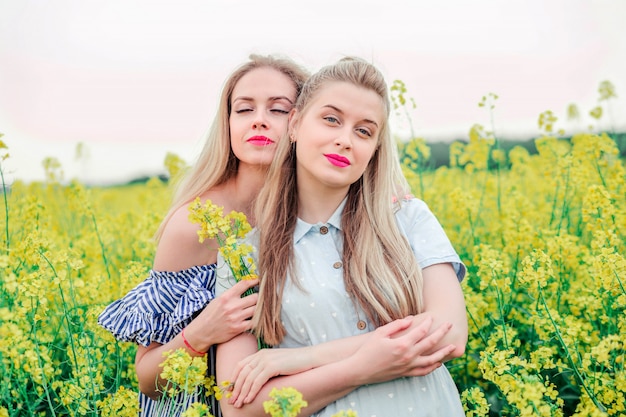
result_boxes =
[247,136,274,146]
[324,154,350,167]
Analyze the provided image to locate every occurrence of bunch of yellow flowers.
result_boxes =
[188,197,257,284]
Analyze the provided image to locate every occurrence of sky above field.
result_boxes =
[1,0,625,185]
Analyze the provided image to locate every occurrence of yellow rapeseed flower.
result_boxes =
[589,106,603,120]
[598,80,617,101]
[159,349,210,396]
[461,386,490,417]
[181,402,214,417]
[96,386,140,417]
[566,103,580,121]
[214,380,234,401]
[538,110,558,134]
[263,387,308,417]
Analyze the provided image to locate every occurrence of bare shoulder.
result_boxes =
[153,203,217,271]
[200,186,239,213]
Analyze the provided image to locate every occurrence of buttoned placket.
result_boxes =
[319,224,368,332]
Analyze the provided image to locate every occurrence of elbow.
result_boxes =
[449,342,466,359]
[447,327,468,360]
[137,378,162,401]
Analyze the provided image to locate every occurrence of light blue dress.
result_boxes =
[216,197,466,416]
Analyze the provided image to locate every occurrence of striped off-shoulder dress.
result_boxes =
[98,264,221,417]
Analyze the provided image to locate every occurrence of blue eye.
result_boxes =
[357,128,372,137]
[324,116,339,124]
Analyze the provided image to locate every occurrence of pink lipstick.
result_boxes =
[324,154,350,167]
[247,136,274,146]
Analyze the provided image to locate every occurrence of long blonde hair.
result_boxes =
[155,54,309,240]
[254,57,423,345]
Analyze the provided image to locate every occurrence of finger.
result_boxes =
[233,278,259,295]
[230,362,253,404]
[239,293,258,309]
[397,316,434,343]
[413,343,456,370]
[414,322,452,352]
[378,317,414,337]
[242,304,256,318]
[411,362,442,377]
[243,369,273,404]
[231,360,247,385]
[233,363,259,407]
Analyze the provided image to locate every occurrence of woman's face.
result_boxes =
[229,67,297,168]
[291,81,384,194]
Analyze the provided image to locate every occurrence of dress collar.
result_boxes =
[294,198,346,243]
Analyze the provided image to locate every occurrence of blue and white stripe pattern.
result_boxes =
[98,264,222,417]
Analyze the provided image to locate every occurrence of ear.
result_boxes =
[288,109,299,142]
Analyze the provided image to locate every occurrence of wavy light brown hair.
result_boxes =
[254,57,423,345]
[155,54,309,240]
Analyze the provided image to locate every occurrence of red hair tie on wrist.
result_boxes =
[181,328,207,355]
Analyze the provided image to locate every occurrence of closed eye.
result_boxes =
[271,109,290,114]
[234,108,253,114]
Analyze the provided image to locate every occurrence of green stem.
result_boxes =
[466,307,489,347]
[89,210,112,281]
[538,287,607,412]
[38,250,81,383]
[32,318,58,417]
[0,163,9,252]
[495,286,508,349]
[556,157,572,236]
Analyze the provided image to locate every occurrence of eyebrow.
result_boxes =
[323,104,379,127]
[232,96,294,104]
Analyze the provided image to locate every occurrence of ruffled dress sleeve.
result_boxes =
[97,264,216,347]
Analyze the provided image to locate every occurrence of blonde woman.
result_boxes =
[98,54,309,417]
[216,57,467,416]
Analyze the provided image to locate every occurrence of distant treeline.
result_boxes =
[122,132,626,186]
[405,131,626,169]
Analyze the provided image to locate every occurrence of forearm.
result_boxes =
[419,263,468,360]
[411,311,466,361]
[136,333,206,399]
[218,319,444,416]
[220,355,361,417]
[303,331,372,367]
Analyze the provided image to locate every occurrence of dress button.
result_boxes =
[320,226,329,235]
[333,261,342,269]
[357,320,367,330]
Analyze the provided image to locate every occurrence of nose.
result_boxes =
[252,113,269,129]
[334,129,352,149]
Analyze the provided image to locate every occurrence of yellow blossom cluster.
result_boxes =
[0,161,168,415]
[263,387,308,417]
[414,129,625,416]
[159,349,215,397]
[188,197,256,280]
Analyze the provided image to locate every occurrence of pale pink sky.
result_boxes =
[1,0,624,184]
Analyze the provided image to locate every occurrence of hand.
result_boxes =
[228,347,315,407]
[350,315,456,385]
[185,279,259,349]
